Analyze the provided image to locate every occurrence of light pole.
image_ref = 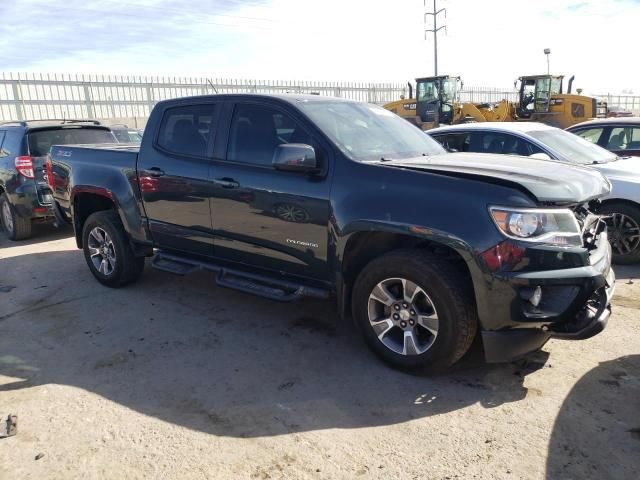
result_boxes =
[544,48,551,75]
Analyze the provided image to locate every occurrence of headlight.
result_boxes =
[489,207,582,247]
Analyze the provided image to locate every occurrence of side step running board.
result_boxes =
[151,252,329,302]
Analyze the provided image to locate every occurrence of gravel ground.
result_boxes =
[1,225,639,480]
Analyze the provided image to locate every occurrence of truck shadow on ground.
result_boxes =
[546,354,640,479]
[0,250,561,439]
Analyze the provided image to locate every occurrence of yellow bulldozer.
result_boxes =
[384,74,606,130]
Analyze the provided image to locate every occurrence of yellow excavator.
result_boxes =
[384,74,606,130]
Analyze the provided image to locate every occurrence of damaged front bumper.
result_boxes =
[482,230,615,363]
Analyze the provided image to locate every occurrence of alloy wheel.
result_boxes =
[88,226,117,276]
[367,277,439,356]
[606,213,640,256]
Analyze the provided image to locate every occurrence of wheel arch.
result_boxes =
[337,230,478,321]
[598,197,640,211]
[72,190,118,248]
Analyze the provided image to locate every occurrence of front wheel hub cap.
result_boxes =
[367,277,439,356]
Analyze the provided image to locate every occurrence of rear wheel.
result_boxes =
[82,210,145,287]
[352,249,477,372]
[599,203,640,265]
[0,193,32,241]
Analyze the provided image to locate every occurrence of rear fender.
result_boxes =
[71,184,150,249]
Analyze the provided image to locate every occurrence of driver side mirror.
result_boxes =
[273,144,319,174]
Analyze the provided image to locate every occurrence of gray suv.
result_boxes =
[0,120,116,240]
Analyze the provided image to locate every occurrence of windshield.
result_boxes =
[28,127,116,157]
[298,101,446,161]
[441,79,457,104]
[528,129,617,165]
[417,80,438,103]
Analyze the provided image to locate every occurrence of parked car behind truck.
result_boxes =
[0,119,116,240]
[49,94,614,372]
[429,122,640,264]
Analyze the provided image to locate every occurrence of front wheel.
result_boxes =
[598,203,640,265]
[82,210,145,287]
[352,249,477,372]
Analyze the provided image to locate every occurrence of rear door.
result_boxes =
[209,99,333,281]
[137,101,221,257]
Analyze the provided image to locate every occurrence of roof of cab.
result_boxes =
[157,93,357,107]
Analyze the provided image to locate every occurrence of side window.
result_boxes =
[525,141,545,156]
[573,127,604,144]
[157,104,216,157]
[479,133,508,154]
[227,104,312,166]
[433,133,470,152]
[630,127,640,149]
[0,131,6,157]
[468,132,537,156]
[0,130,22,158]
[606,127,630,150]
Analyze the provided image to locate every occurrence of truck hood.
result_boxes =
[385,152,611,205]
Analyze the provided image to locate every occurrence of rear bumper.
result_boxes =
[9,182,54,220]
[481,234,614,363]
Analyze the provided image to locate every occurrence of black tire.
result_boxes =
[598,202,640,265]
[82,210,145,287]
[0,193,32,240]
[352,249,477,372]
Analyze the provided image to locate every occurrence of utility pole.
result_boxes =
[425,0,446,76]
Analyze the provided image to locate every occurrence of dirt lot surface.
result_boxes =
[1,226,639,480]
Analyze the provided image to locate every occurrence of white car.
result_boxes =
[429,122,640,264]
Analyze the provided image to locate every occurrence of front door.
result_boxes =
[416,79,441,125]
[137,102,220,257]
[210,100,332,281]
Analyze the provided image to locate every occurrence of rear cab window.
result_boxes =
[28,127,116,157]
[156,104,217,157]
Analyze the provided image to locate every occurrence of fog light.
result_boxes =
[529,286,542,307]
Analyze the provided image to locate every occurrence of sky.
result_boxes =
[0,0,638,94]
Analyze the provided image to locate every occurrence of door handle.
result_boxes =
[214,177,240,189]
[147,167,165,177]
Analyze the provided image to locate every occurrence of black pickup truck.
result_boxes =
[48,94,615,371]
